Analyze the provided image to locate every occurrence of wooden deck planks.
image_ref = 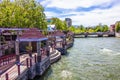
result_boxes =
[0,53,48,80]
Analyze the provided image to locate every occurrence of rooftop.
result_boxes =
[17,28,48,42]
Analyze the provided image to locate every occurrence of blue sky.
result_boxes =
[38,0,120,26]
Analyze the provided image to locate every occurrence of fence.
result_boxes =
[0,55,37,80]
[0,54,16,66]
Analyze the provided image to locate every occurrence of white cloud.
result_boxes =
[44,11,58,18]
[40,0,51,7]
[41,0,120,26]
[41,0,114,9]
[69,5,120,26]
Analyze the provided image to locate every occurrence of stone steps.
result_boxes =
[50,50,58,58]
[50,50,61,64]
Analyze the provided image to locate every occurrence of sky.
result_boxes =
[38,0,120,27]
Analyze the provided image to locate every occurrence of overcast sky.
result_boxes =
[38,0,120,26]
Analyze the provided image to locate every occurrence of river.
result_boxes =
[34,38,120,80]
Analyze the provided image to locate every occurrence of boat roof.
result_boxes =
[16,28,48,42]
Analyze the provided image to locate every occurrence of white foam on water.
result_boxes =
[101,48,113,52]
[100,48,120,56]
[61,70,72,78]
[113,53,120,56]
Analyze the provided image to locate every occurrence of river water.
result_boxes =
[35,38,120,80]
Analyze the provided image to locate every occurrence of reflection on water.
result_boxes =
[34,38,120,80]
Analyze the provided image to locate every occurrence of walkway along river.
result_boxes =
[34,37,120,80]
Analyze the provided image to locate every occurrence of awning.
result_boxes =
[16,38,48,42]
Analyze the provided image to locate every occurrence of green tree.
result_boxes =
[68,26,75,33]
[0,0,47,29]
[102,25,109,32]
[50,17,68,30]
[115,21,120,32]
[78,25,86,33]
[95,25,102,32]
[88,28,94,33]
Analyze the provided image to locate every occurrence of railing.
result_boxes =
[50,44,55,52]
[0,54,16,67]
[21,55,37,67]
[0,54,16,75]
[0,55,37,80]
[55,41,63,48]
[67,41,73,45]
[0,42,14,50]
[41,47,48,60]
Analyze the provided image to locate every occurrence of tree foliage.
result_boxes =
[68,24,109,34]
[68,26,75,32]
[46,17,109,33]
[102,25,109,32]
[48,17,68,30]
[115,21,120,32]
[0,0,47,29]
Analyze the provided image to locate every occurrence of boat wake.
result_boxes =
[100,48,120,56]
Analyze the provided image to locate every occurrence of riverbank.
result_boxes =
[36,38,120,80]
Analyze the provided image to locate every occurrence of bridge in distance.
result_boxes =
[74,32,115,38]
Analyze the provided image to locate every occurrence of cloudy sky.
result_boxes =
[38,0,120,26]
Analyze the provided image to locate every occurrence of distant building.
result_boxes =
[65,18,72,27]
[47,25,56,31]
[110,24,115,32]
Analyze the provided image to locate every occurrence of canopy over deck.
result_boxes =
[0,28,29,31]
[49,30,65,38]
[0,28,29,35]
[16,28,48,42]
[54,31,65,37]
